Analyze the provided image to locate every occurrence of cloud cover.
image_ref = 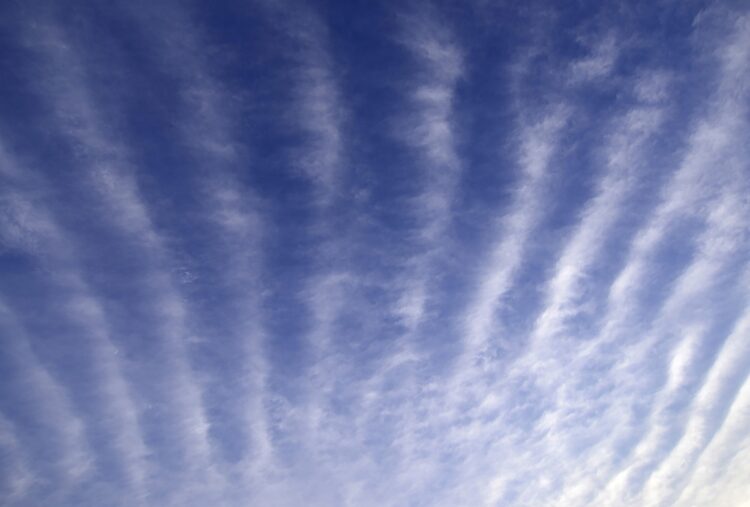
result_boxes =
[0,1,749,506]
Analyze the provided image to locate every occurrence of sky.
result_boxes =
[0,0,749,506]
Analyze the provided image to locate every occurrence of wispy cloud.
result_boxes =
[0,413,32,501]
[462,104,569,362]
[115,2,277,494]
[363,7,465,496]
[391,4,463,330]
[650,280,750,506]
[15,15,227,502]
[0,298,92,488]
[0,141,151,501]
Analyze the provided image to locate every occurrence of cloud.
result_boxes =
[12,14,228,503]
[1,1,749,506]
[0,298,92,488]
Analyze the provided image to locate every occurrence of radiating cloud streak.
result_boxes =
[651,287,750,507]
[0,413,32,501]
[115,2,276,495]
[367,8,466,496]
[462,104,569,364]
[0,299,91,488]
[0,143,150,502]
[391,4,463,331]
[15,15,226,503]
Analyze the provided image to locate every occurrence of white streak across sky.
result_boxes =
[0,1,749,506]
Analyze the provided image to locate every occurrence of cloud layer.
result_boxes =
[1,1,749,506]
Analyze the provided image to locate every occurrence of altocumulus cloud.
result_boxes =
[0,1,749,506]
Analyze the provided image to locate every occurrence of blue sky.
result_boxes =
[1,0,749,506]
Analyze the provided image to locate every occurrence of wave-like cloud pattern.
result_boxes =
[0,1,748,506]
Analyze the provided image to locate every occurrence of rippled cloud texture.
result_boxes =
[1,1,749,506]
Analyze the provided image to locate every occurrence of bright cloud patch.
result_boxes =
[0,1,749,506]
